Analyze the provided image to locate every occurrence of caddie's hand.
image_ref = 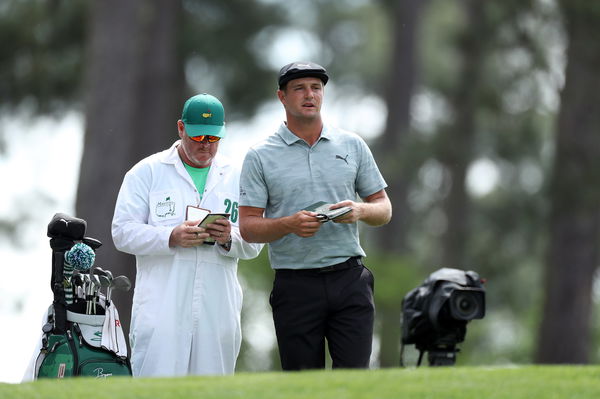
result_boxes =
[169,220,209,248]
[286,210,322,237]
[330,200,359,224]
[205,217,232,245]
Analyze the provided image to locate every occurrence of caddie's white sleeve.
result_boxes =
[112,169,176,256]
[215,225,263,259]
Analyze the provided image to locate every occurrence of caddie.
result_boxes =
[112,93,263,377]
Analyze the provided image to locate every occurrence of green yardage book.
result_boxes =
[304,201,352,222]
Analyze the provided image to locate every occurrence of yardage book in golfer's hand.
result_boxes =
[304,201,352,223]
[186,205,230,243]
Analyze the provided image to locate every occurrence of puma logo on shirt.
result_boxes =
[335,154,349,164]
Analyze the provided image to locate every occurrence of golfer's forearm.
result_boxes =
[240,215,292,243]
[359,197,392,226]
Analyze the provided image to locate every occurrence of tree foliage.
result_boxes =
[0,0,87,115]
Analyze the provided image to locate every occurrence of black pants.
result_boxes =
[270,257,375,370]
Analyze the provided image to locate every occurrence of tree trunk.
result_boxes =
[437,0,487,268]
[376,0,422,254]
[535,0,600,364]
[374,0,425,368]
[76,0,182,345]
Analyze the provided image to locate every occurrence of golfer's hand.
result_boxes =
[204,217,232,245]
[330,200,358,224]
[169,220,209,248]
[286,210,322,237]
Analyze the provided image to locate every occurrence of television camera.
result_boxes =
[401,268,486,366]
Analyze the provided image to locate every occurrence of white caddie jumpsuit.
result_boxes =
[111,140,262,377]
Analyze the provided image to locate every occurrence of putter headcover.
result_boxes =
[47,213,87,240]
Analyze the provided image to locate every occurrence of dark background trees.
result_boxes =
[535,0,600,364]
[1,0,599,379]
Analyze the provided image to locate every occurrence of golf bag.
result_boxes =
[34,213,132,379]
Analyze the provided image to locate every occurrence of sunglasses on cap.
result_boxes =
[189,135,221,143]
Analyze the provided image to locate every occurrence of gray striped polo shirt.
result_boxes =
[240,123,387,269]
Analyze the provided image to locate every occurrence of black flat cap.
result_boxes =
[278,61,329,88]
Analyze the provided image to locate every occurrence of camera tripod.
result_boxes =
[424,344,459,366]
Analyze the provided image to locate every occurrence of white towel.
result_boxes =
[101,305,128,358]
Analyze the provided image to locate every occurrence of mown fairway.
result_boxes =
[2,366,600,399]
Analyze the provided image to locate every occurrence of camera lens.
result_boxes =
[458,296,474,312]
[449,290,484,320]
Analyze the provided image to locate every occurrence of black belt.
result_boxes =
[275,256,363,275]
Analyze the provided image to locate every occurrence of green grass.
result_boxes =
[2,366,600,399]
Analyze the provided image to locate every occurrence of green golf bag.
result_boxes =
[35,213,132,379]
[36,310,131,378]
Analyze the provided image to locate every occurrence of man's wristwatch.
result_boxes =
[220,237,232,251]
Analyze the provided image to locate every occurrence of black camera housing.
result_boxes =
[401,268,485,366]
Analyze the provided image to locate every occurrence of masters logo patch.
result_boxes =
[156,196,176,218]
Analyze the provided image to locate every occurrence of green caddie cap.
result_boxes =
[181,93,226,138]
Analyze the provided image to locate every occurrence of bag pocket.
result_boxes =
[78,357,132,378]
[37,334,76,378]
[73,324,132,378]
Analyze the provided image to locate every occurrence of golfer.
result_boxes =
[239,62,392,370]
